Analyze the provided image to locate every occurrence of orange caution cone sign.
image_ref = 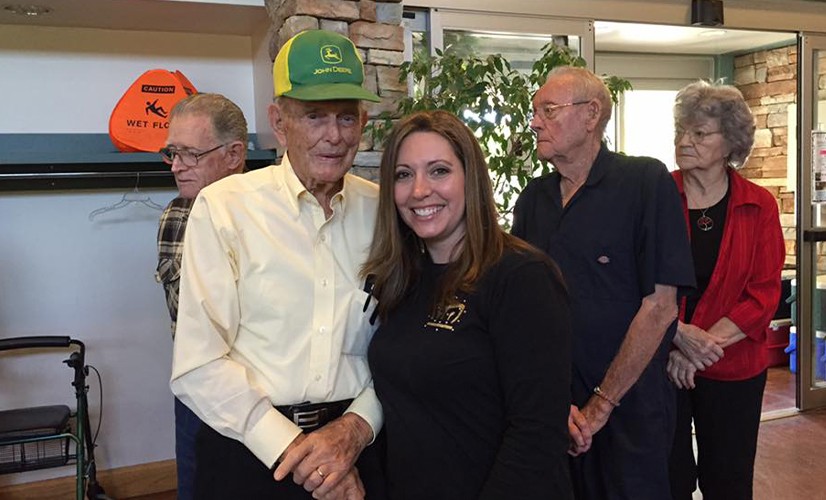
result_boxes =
[109,70,197,152]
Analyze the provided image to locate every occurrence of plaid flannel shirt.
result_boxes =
[156,197,195,337]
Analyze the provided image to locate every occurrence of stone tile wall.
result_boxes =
[734,46,798,268]
[735,47,826,269]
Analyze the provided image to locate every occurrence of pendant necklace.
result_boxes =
[696,208,714,232]
[685,189,714,232]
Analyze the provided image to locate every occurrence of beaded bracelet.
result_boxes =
[593,386,620,407]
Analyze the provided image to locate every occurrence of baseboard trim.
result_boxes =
[761,407,800,422]
[0,459,176,499]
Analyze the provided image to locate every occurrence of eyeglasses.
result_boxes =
[159,144,226,167]
[530,100,591,122]
[675,127,722,144]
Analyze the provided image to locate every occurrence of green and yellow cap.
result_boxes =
[273,30,380,103]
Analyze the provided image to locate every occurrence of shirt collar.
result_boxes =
[278,153,348,218]
[584,143,612,187]
[547,142,610,202]
[549,142,611,187]
[673,168,760,209]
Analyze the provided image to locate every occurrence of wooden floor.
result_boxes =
[127,368,821,500]
[762,365,797,413]
[754,408,826,500]
[755,366,826,500]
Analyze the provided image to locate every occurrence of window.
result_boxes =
[620,89,679,170]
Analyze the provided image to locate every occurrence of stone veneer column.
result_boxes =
[264,0,406,182]
[735,46,798,268]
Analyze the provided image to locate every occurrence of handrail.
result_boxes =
[0,336,73,351]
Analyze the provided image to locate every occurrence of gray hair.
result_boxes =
[674,81,755,168]
[170,93,249,150]
[547,66,612,135]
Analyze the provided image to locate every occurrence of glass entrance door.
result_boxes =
[797,33,826,410]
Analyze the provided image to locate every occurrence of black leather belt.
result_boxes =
[275,399,353,430]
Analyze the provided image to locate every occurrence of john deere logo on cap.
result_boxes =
[321,45,343,64]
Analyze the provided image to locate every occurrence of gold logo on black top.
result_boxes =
[425,302,466,332]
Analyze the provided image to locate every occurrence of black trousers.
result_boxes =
[194,423,387,499]
[669,370,767,500]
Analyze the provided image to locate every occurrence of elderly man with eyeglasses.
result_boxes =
[155,92,248,500]
[512,66,695,500]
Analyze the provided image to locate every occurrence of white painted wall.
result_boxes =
[0,23,260,486]
[0,188,178,485]
[596,53,714,88]
[0,25,259,133]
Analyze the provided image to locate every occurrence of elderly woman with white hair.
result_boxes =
[667,80,785,500]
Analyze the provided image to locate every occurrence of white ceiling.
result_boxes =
[595,21,796,55]
[0,1,800,54]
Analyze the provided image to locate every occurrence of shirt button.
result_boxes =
[320,234,327,242]
[314,374,321,382]
[319,326,326,334]
[321,279,328,287]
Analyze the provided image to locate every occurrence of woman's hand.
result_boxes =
[667,350,697,389]
[567,405,593,457]
[673,321,725,370]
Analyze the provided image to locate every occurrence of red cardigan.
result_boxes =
[673,169,785,381]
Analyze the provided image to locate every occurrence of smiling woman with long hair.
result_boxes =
[362,110,573,499]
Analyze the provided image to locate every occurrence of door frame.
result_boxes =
[796,32,826,410]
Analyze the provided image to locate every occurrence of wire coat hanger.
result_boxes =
[88,172,164,221]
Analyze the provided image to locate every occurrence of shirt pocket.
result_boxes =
[580,246,638,301]
[342,288,378,356]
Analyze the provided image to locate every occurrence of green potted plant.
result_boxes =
[371,42,632,226]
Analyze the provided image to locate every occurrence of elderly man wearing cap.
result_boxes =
[170,30,385,499]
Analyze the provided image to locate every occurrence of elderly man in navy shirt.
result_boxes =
[512,66,694,500]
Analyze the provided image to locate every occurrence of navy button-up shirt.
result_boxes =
[513,145,695,390]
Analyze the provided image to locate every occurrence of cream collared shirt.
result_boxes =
[171,155,381,468]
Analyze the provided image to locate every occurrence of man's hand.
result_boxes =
[667,349,697,389]
[569,393,614,457]
[674,321,725,370]
[567,405,593,456]
[313,467,365,500]
[274,413,373,496]
[579,394,613,440]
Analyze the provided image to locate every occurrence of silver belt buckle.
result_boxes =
[292,408,324,429]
